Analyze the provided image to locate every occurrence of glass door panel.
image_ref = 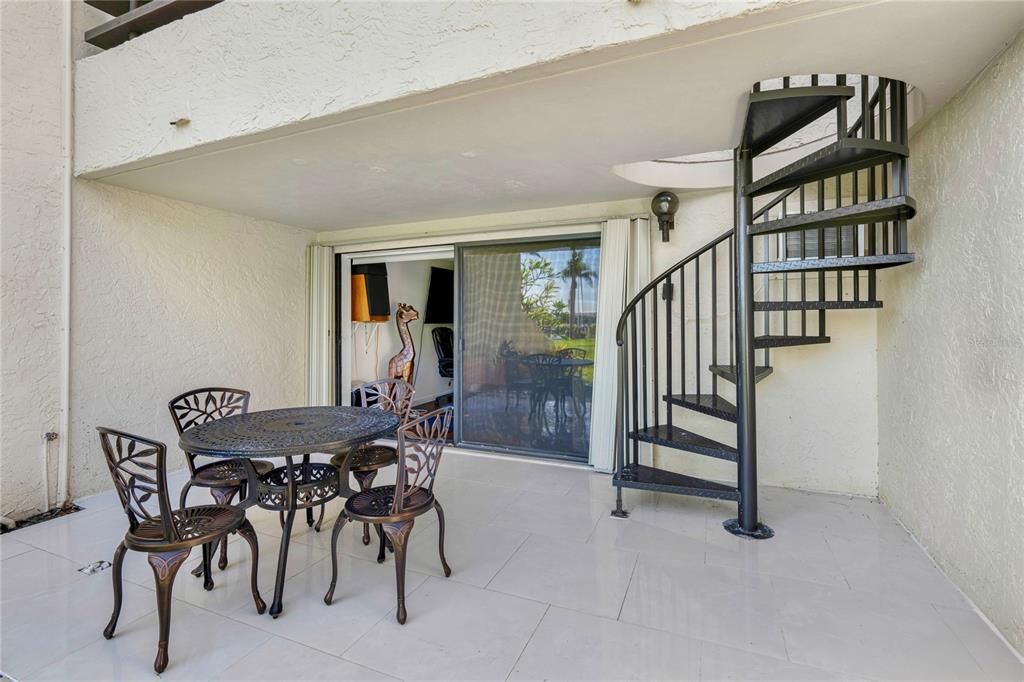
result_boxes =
[457,237,600,461]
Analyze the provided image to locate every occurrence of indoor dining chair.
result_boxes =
[98,427,264,674]
[324,406,454,624]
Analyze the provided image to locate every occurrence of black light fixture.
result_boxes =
[651,190,679,242]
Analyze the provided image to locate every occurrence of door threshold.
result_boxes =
[375,438,592,471]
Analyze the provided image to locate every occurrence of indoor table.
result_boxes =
[178,406,399,617]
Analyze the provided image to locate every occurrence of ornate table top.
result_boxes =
[179,406,399,458]
[519,356,594,367]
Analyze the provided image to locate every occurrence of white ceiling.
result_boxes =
[93,1,1024,232]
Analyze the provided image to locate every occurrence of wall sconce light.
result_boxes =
[651,190,679,242]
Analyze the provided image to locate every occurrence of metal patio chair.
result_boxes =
[98,427,264,674]
[324,407,454,624]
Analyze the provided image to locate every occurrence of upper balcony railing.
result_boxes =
[85,0,221,50]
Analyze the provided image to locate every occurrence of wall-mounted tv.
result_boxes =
[424,267,454,324]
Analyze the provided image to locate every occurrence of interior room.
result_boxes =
[340,238,601,463]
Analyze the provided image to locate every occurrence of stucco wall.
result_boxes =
[69,181,313,498]
[2,0,316,511]
[877,31,1024,653]
[73,0,789,175]
[652,189,880,497]
[1,0,66,520]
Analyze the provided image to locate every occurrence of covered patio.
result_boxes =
[4,1,1024,679]
[3,447,1017,680]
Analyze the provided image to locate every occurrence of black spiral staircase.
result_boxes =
[612,75,916,538]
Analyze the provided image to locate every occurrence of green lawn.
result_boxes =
[553,337,596,382]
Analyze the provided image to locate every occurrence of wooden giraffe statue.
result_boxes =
[387,303,420,384]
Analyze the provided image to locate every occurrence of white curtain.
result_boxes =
[306,245,335,406]
[588,216,652,471]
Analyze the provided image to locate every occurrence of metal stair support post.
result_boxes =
[726,145,773,539]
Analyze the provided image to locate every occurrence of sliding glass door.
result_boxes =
[457,237,600,461]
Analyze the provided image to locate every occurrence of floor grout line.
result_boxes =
[615,552,640,621]
[504,603,550,681]
[482,529,531,590]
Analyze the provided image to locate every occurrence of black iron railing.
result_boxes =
[614,228,735,483]
[612,74,915,533]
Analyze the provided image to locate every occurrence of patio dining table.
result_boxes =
[178,406,399,618]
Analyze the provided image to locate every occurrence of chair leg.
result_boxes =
[103,542,128,639]
[234,520,267,614]
[376,524,387,563]
[434,500,452,577]
[313,504,326,533]
[200,542,215,591]
[148,548,190,674]
[209,487,238,571]
[352,470,377,546]
[323,512,351,605]
[383,520,413,624]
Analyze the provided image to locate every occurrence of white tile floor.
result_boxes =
[2,450,1021,681]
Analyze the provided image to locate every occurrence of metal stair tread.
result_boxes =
[744,138,908,196]
[708,364,773,384]
[749,196,917,236]
[754,334,831,348]
[613,464,740,501]
[630,425,738,462]
[663,394,737,422]
[751,253,914,274]
[754,300,882,311]
[743,85,855,155]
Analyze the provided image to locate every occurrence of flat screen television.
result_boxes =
[424,267,454,324]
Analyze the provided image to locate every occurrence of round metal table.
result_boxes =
[518,356,593,368]
[179,406,399,617]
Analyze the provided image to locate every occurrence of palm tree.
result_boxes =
[560,248,596,339]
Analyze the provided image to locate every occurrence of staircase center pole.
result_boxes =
[727,145,773,539]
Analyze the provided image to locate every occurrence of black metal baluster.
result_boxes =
[640,298,648,432]
[763,233,770,342]
[852,170,861,301]
[800,185,807,334]
[711,244,719,397]
[878,78,888,143]
[652,293,659,430]
[817,179,826,336]
[629,312,639,468]
[861,74,871,140]
[665,276,674,431]
[781,196,789,336]
[728,235,734,367]
[695,256,701,397]
[681,264,687,400]
[897,81,910,253]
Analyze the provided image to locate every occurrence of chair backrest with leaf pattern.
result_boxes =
[98,427,177,542]
[168,387,251,474]
[393,406,454,513]
[355,379,415,425]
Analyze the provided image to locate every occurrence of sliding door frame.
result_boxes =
[454,233,601,462]
[328,217,636,468]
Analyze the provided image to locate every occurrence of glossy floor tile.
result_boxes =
[488,534,637,619]
[1,449,1019,680]
[342,577,547,680]
[509,606,701,680]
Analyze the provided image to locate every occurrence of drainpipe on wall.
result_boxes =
[56,0,73,508]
